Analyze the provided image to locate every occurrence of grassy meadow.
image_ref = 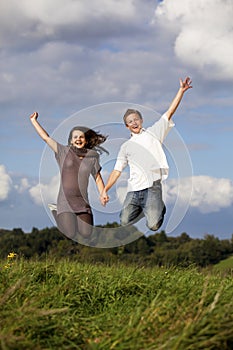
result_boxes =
[0,256,233,350]
[213,255,233,272]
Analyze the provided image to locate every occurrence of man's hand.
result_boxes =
[166,76,193,120]
[180,77,192,93]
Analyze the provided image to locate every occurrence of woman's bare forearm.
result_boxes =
[30,112,57,152]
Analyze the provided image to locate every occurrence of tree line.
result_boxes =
[0,223,233,267]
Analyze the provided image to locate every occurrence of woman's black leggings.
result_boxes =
[52,211,93,240]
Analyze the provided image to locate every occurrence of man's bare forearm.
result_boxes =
[104,170,121,192]
[166,77,192,120]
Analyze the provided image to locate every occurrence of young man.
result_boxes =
[101,77,192,231]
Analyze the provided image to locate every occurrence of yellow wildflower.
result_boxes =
[7,252,17,259]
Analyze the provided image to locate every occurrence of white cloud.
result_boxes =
[15,177,30,193]
[0,0,142,50]
[29,174,59,206]
[0,165,12,200]
[166,175,233,213]
[21,0,137,25]
[0,1,157,111]
[154,0,233,80]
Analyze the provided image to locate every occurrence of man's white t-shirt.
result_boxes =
[114,113,174,192]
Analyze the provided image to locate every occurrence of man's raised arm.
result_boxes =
[166,77,192,120]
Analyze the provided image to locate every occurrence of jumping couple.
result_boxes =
[30,77,192,241]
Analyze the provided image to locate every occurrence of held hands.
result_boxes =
[179,77,192,93]
[100,189,109,206]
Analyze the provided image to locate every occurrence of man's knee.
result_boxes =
[147,206,166,231]
[147,218,164,231]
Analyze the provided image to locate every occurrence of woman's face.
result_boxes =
[70,130,86,148]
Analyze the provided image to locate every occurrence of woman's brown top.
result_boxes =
[55,143,101,215]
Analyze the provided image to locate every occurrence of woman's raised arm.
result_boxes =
[30,112,58,153]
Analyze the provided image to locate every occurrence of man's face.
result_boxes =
[125,113,143,134]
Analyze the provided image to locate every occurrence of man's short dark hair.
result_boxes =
[123,109,143,125]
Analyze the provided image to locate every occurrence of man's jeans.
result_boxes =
[120,180,166,231]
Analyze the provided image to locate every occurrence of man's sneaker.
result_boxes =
[48,203,57,211]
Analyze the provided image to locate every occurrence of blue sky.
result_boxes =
[0,0,233,239]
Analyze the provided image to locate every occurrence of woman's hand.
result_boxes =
[30,112,38,121]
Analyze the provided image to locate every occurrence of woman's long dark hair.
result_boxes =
[68,126,109,154]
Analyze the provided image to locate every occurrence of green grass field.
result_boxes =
[213,255,233,272]
[0,257,233,349]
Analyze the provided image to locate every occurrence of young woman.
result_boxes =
[30,112,108,241]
